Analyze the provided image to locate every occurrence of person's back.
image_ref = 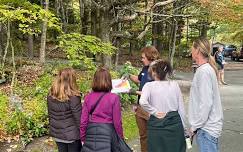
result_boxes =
[48,95,81,140]
[140,81,186,124]
[80,67,124,152]
[47,68,82,152]
[139,60,186,152]
[80,92,123,141]
[214,50,223,66]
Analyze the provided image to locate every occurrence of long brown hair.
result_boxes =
[49,68,80,101]
[92,67,112,92]
[192,38,218,77]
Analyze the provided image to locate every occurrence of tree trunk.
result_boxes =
[55,0,60,16]
[91,9,97,36]
[129,10,133,55]
[79,0,84,33]
[81,0,89,34]
[0,23,3,57]
[100,10,112,67]
[39,0,49,64]
[152,24,163,52]
[143,0,148,46]
[28,34,34,58]
[10,40,16,95]
[152,0,163,52]
[201,24,207,38]
[1,20,10,80]
[115,22,122,70]
[90,9,97,61]
[60,0,67,33]
[169,20,177,69]
[186,17,189,47]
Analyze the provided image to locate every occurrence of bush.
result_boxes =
[0,93,9,131]
[59,33,116,69]
[118,62,140,105]
[1,72,52,145]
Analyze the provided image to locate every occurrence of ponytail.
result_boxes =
[149,59,172,80]
[208,55,219,80]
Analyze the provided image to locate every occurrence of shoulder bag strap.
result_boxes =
[90,93,106,115]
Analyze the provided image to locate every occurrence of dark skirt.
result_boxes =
[217,63,224,70]
[147,111,186,152]
[81,123,116,152]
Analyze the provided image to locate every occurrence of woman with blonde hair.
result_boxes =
[189,37,223,152]
[47,68,82,152]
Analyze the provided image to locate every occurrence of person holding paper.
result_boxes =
[126,46,160,152]
[139,59,186,152]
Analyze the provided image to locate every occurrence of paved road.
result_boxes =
[128,59,243,152]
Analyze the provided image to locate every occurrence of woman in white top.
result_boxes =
[139,59,186,152]
[189,37,223,152]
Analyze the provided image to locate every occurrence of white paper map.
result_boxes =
[111,79,131,93]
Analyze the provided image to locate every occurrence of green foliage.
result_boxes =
[34,73,53,99]
[122,111,138,140]
[0,93,9,130]
[119,61,139,77]
[120,93,138,105]
[15,72,53,101]
[59,33,116,69]
[77,70,95,94]
[0,2,60,35]
[3,72,52,145]
[118,62,139,104]
[6,103,48,146]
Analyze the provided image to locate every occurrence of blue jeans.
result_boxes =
[196,129,219,152]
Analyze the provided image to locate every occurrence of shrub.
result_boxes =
[0,93,9,131]
[59,33,116,69]
[118,62,140,105]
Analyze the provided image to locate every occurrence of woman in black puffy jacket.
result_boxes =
[47,68,82,152]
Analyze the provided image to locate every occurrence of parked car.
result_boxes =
[224,45,237,57]
[232,47,243,61]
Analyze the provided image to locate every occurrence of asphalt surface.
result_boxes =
[128,59,243,152]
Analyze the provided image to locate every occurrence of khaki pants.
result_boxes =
[135,106,150,152]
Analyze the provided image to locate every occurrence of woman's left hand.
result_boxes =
[156,112,166,119]
[188,128,195,137]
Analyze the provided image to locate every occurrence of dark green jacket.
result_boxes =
[147,111,186,152]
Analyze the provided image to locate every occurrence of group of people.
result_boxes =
[47,37,223,152]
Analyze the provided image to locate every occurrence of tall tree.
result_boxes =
[28,34,34,58]
[39,0,49,64]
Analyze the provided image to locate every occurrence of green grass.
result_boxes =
[122,110,138,141]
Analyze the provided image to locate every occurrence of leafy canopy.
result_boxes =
[59,33,116,69]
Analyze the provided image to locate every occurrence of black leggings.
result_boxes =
[56,140,82,152]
